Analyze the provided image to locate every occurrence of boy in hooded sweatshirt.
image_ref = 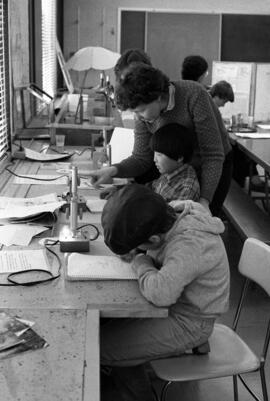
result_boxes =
[100,183,230,401]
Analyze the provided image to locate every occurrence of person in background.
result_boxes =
[89,63,224,213]
[181,54,209,85]
[181,56,234,216]
[210,80,235,108]
[148,123,200,202]
[210,81,263,189]
[100,183,230,401]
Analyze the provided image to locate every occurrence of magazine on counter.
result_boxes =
[0,311,48,360]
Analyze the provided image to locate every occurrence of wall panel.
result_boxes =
[147,12,220,81]
[221,14,270,62]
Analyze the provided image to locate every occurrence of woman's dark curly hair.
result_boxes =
[114,48,152,81]
[115,63,170,111]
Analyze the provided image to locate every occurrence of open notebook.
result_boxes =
[66,253,137,281]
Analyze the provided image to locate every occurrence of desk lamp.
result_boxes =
[65,46,120,123]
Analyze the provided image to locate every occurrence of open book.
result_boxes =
[66,253,137,281]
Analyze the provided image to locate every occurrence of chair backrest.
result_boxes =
[238,238,270,296]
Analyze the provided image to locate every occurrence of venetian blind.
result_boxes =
[41,0,56,99]
[0,0,9,160]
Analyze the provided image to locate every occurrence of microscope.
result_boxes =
[59,166,90,253]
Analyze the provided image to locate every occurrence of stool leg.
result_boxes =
[160,381,172,401]
[233,375,239,401]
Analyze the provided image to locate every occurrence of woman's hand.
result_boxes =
[88,166,118,188]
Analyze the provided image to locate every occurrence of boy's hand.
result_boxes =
[99,186,118,200]
[169,200,186,212]
[120,249,142,263]
[132,253,153,271]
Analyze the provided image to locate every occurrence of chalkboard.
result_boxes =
[120,11,145,54]
[221,14,270,62]
[147,13,220,82]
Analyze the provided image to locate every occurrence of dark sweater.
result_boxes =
[116,80,225,202]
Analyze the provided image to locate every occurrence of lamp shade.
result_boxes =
[66,46,120,71]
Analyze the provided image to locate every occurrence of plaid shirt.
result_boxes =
[150,163,200,202]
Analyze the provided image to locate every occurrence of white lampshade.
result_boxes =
[66,46,120,71]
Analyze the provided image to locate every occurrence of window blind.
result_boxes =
[41,0,56,99]
[0,0,9,160]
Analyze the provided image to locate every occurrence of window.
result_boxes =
[41,0,57,98]
[0,0,9,160]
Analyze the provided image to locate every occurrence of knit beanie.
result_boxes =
[150,123,194,163]
[101,183,176,255]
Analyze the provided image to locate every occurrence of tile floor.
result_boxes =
[152,221,270,401]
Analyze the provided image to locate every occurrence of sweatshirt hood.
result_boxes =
[169,200,225,236]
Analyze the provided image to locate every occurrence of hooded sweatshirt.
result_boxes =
[133,200,230,319]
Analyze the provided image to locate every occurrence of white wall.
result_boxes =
[64,0,270,54]
[63,0,270,87]
[9,0,29,87]
[9,0,30,129]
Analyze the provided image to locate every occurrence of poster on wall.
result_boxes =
[254,63,270,122]
[212,61,255,120]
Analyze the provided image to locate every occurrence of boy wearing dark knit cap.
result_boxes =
[149,123,200,202]
[100,183,230,401]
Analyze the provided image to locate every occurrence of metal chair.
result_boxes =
[248,172,270,213]
[150,238,270,401]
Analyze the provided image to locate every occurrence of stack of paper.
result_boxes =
[0,225,48,246]
[24,148,72,161]
[0,249,50,273]
[0,193,66,224]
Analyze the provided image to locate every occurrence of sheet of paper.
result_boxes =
[12,174,96,189]
[81,178,128,190]
[86,198,107,213]
[0,193,66,219]
[13,174,68,185]
[39,162,71,170]
[235,132,270,139]
[110,127,134,164]
[256,124,270,130]
[0,249,49,273]
[0,225,48,246]
[24,148,72,161]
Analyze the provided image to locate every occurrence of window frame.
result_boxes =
[0,0,10,164]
